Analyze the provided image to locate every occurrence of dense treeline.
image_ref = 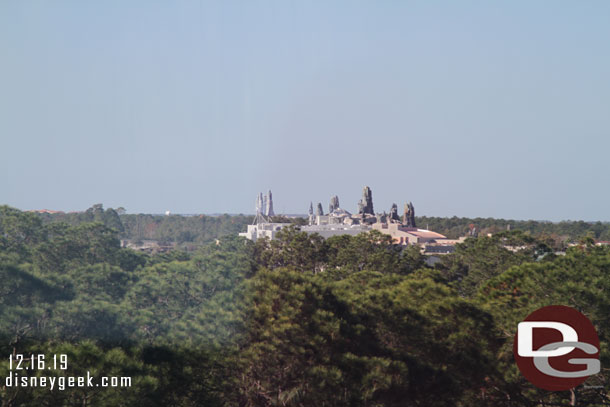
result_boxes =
[37,205,304,246]
[419,215,610,243]
[2,205,610,406]
[37,205,610,249]
[120,213,253,245]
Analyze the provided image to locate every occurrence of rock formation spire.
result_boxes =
[316,202,324,216]
[329,195,340,213]
[256,193,264,215]
[358,186,374,215]
[265,190,275,217]
[253,192,268,224]
[403,202,416,228]
[389,203,401,223]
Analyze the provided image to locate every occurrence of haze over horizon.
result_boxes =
[2,2,610,221]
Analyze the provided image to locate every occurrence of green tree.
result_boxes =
[33,223,121,274]
[438,231,542,297]
[233,268,497,406]
[254,226,328,273]
[326,230,422,275]
[0,205,44,263]
[476,245,610,406]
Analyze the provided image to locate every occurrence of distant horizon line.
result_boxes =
[12,205,610,224]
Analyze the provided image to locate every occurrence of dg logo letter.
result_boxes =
[513,305,601,391]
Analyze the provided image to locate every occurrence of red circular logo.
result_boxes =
[513,305,600,391]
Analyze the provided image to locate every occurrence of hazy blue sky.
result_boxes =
[2,1,609,220]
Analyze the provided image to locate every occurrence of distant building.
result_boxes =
[238,187,457,252]
[423,245,455,254]
[301,223,371,239]
[29,209,65,214]
[311,207,353,226]
[239,222,291,242]
[421,240,465,254]
[372,223,447,245]
[239,190,289,242]
[122,239,175,254]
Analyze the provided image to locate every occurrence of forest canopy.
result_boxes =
[1,205,609,406]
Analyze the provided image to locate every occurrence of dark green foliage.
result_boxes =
[3,206,610,406]
[37,205,311,248]
[0,206,45,263]
[233,269,497,406]
[438,231,542,296]
[253,226,329,273]
[33,222,122,274]
[474,244,610,406]
[326,230,426,275]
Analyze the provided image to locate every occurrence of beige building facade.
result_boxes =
[372,223,448,245]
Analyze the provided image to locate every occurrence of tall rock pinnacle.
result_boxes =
[256,193,264,215]
[265,190,275,217]
[403,202,416,228]
[389,203,401,223]
[316,203,324,216]
[358,186,374,215]
[329,195,340,213]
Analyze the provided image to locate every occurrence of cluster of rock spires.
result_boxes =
[252,187,417,229]
[309,186,417,228]
[254,190,275,223]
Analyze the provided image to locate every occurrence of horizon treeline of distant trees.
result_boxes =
[33,204,610,249]
[35,204,255,246]
[419,215,610,245]
[2,204,610,406]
